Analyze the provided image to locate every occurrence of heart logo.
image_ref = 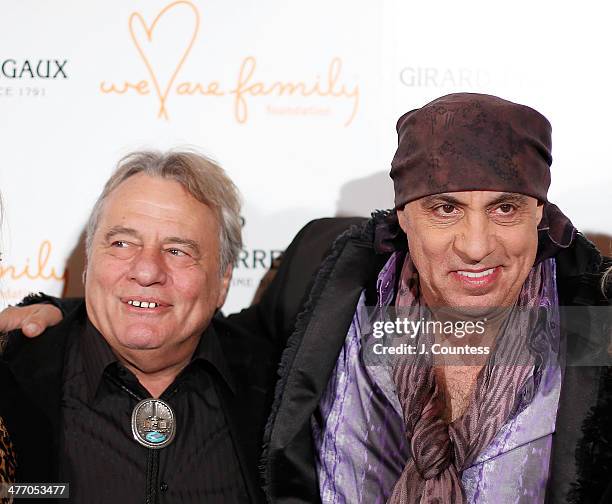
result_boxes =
[129,1,200,119]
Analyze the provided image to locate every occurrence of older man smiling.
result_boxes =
[82,165,234,399]
[0,151,275,503]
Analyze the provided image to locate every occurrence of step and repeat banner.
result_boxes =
[1,0,610,313]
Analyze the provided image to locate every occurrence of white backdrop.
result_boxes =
[1,0,610,314]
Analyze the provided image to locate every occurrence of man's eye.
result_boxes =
[167,248,187,257]
[434,204,458,215]
[496,204,515,214]
[111,240,129,248]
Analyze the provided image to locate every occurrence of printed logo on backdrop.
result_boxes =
[0,241,66,306]
[231,248,283,289]
[100,1,359,126]
[0,59,68,99]
[231,216,282,290]
[397,65,530,90]
[399,67,492,88]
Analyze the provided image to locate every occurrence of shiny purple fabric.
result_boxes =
[312,253,562,503]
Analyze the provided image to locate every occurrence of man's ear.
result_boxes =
[397,206,410,234]
[216,264,233,308]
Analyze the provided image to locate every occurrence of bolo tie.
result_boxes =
[131,398,177,449]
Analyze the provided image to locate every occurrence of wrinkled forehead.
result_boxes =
[98,175,220,239]
[106,174,213,214]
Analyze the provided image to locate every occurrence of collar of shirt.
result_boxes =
[80,318,236,403]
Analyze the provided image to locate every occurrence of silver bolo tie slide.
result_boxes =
[131,398,177,449]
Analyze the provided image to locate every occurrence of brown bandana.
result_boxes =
[391,93,553,206]
[389,93,575,260]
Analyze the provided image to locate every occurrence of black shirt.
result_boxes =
[59,320,248,504]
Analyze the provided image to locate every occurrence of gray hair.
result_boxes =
[85,150,242,273]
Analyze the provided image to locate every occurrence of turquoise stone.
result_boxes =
[146,431,167,444]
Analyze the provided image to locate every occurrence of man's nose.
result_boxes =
[128,247,168,286]
[452,214,496,264]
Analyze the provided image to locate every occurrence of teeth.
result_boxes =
[127,300,159,308]
[458,268,495,279]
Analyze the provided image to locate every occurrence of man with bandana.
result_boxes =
[260,94,611,503]
[2,94,611,503]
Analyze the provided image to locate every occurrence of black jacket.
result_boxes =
[0,303,278,503]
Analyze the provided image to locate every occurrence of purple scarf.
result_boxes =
[389,255,558,503]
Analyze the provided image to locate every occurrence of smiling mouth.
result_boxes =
[456,268,496,279]
[122,297,171,310]
[127,300,160,309]
[451,266,501,289]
